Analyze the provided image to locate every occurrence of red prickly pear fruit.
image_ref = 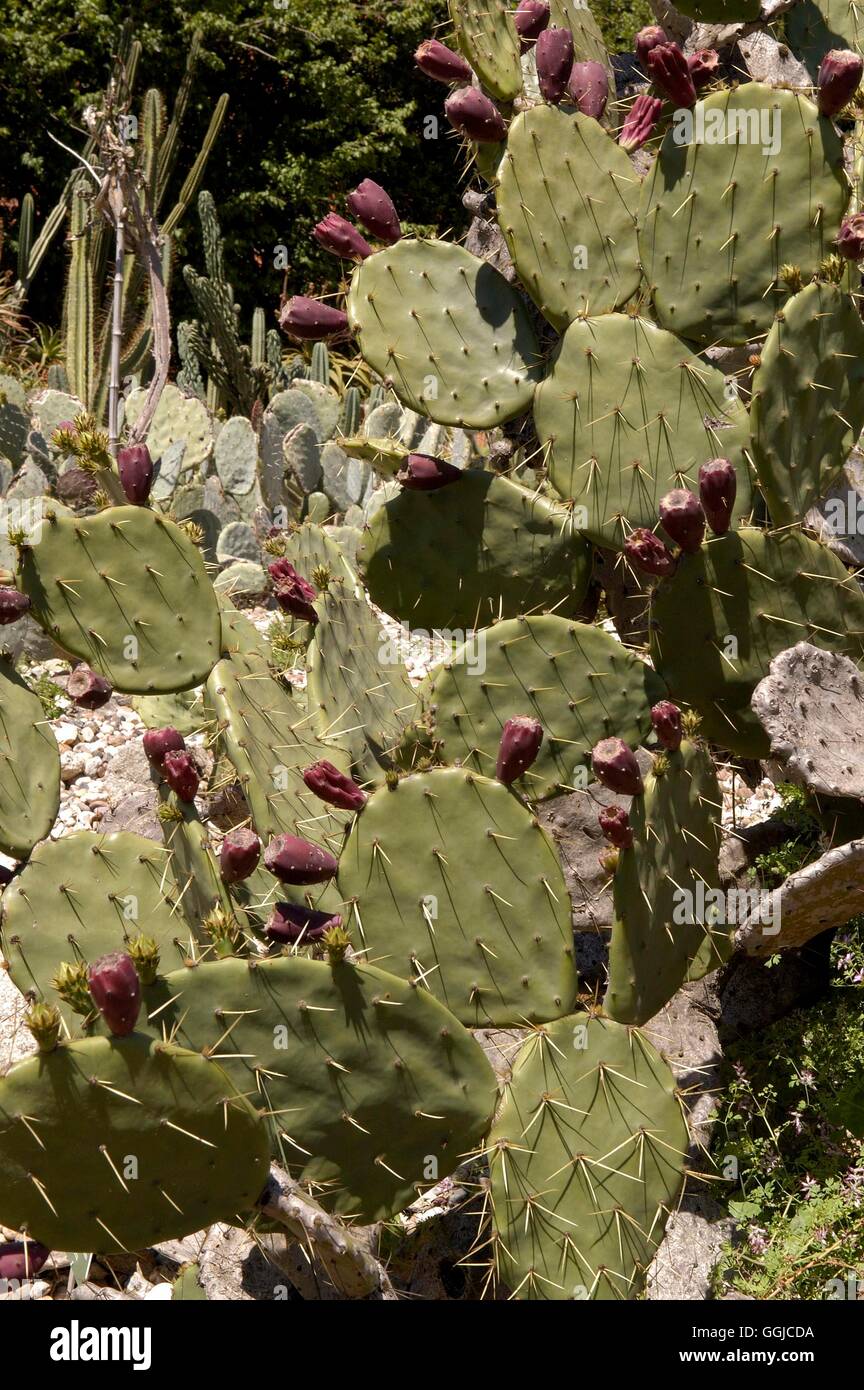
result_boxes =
[651,700,683,751]
[268,558,319,624]
[143,725,186,768]
[279,296,349,342]
[496,716,544,785]
[66,664,113,710]
[161,750,200,803]
[567,61,608,120]
[396,453,462,490]
[624,527,677,577]
[346,179,401,244]
[591,738,644,796]
[312,213,372,261]
[634,25,667,70]
[0,587,31,624]
[514,0,550,49]
[219,827,262,884]
[535,26,574,105]
[659,488,706,554]
[817,49,863,117]
[263,833,339,885]
[598,805,633,850]
[836,212,864,260]
[415,38,473,84]
[688,48,719,89]
[117,443,154,506]
[0,1241,51,1281]
[698,458,737,536]
[444,86,508,142]
[88,951,141,1037]
[647,43,697,108]
[619,93,662,151]
[302,760,367,811]
[266,902,342,945]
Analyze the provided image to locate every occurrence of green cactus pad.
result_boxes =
[16,506,222,693]
[214,415,258,495]
[347,240,542,429]
[359,471,593,630]
[131,685,213,738]
[0,657,60,858]
[496,106,641,329]
[0,376,29,468]
[427,615,665,799]
[125,383,213,473]
[750,282,864,527]
[533,313,752,547]
[649,527,864,755]
[786,0,863,75]
[0,1035,269,1252]
[488,1015,688,1299]
[337,767,577,1027]
[638,84,849,345]
[606,740,729,1026]
[449,0,522,101]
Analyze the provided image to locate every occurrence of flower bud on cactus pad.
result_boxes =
[313,213,372,261]
[591,738,644,796]
[567,61,608,119]
[688,48,719,89]
[496,716,544,785]
[415,38,473,83]
[268,559,319,623]
[836,212,864,260]
[302,760,367,811]
[619,93,662,151]
[161,750,200,803]
[514,0,550,48]
[266,902,342,945]
[817,49,863,117]
[634,25,667,70]
[624,527,677,577]
[444,87,508,141]
[0,1241,51,1281]
[220,827,262,883]
[0,586,30,624]
[67,664,113,709]
[279,296,349,342]
[651,700,683,751]
[88,951,141,1037]
[117,443,154,505]
[647,43,697,108]
[264,834,339,884]
[598,805,633,849]
[346,179,401,243]
[143,726,186,767]
[659,488,706,553]
[536,27,574,105]
[396,453,463,490]
[698,458,737,535]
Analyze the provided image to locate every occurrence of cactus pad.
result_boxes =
[448,0,522,101]
[125,383,213,473]
[0,658,60,858]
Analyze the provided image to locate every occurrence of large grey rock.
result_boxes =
[647,1201,735,1301]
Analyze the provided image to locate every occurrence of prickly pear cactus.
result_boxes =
[0,658,60,858]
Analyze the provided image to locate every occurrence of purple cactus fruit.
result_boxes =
[688,48,719,90]
[143,725,186,768]
[567,61,608,120]
[444,86,508,142]
[535,26,574,105]
[88,951,141,1037]
[647,43,697,109]
[66,665,113,710]
[591,738,644,796]
[263,833,339,885]
[624,527,677,577]
[651,700,683,751]
[836,212,864,260]
[619,93,663,151]
[279,296,349,342]
[56,466,99,507]
[117,443,154,506]
[266,902,342,946]
[268,558,319,623]
[817,48,863,117]
[659,488,706,554]
[415,38,473,84]
[302,760,367,811]
[396,453,463,490]
[698,458,737,536]
[514,0,550,49]
[598,805,633,850]
[219,827,262,884]
[312,213,372,261]
[0,587,31,625]
[634,25,667,71]
[346,179,401,244]
[496,716,544,786]
[161,750,200,803]
[0,1241,51,1281]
